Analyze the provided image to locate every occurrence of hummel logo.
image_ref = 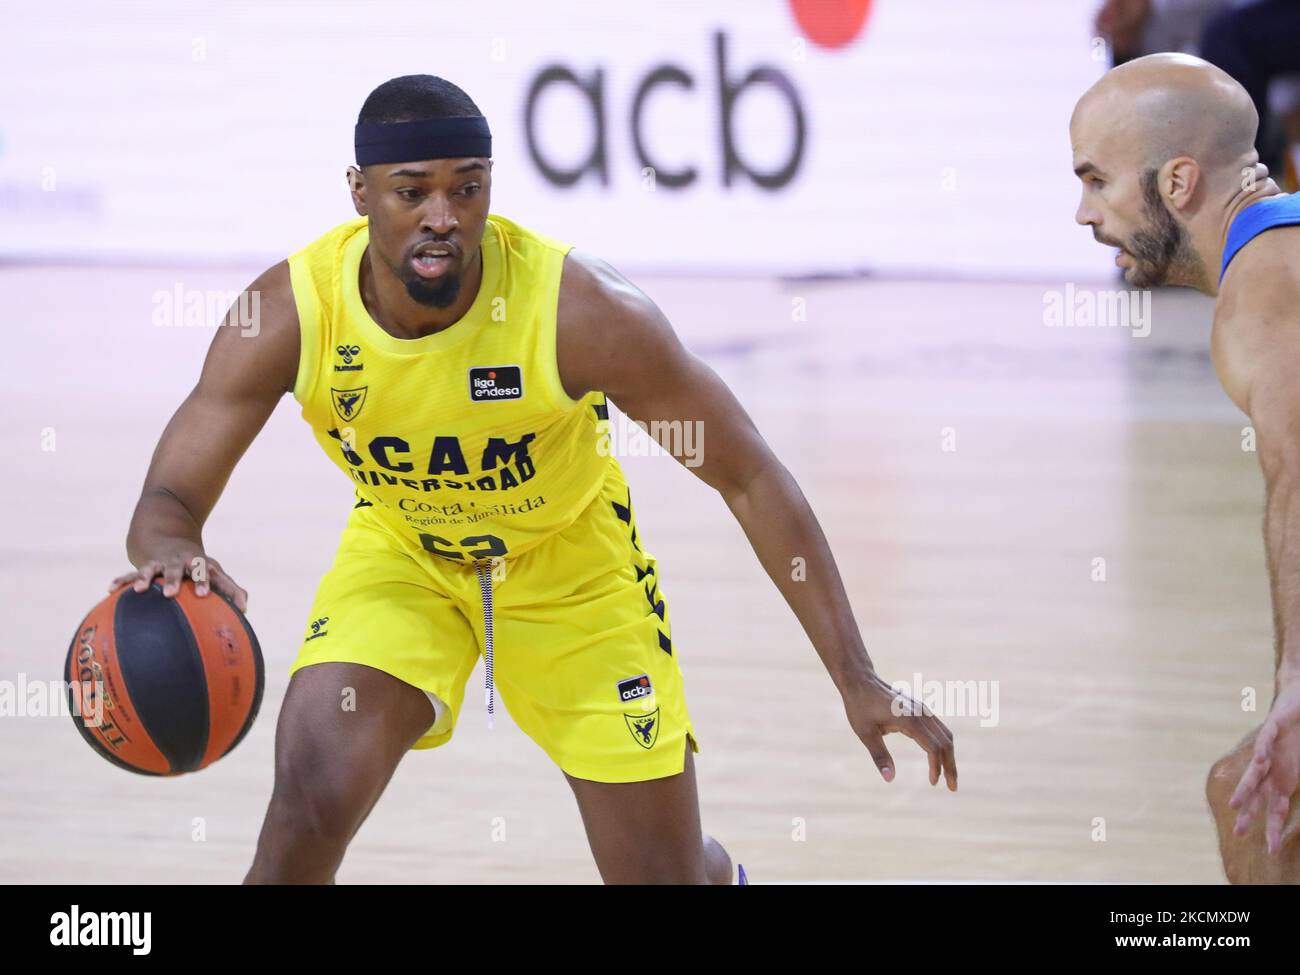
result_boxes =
[335,345,363,372]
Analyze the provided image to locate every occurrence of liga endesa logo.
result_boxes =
[521,0,873,191]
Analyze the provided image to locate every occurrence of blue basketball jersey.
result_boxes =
[1220,193,1300,283]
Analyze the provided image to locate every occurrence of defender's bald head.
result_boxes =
[1073,52,1257,175]
[1069,53,1262,293]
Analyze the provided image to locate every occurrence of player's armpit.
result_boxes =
[556,248,776,498]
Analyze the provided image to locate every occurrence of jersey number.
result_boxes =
[418,533,508,561]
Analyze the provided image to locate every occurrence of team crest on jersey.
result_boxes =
[331,386,368,422]
[335,344,363,372]
[624,708,660,749]
[469,365,523,402]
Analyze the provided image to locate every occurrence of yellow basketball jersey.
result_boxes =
[288,212,613,564]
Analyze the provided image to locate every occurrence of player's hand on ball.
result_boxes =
[1229,680,1300,855]
[109,551,249,612]
[841,671,957,790]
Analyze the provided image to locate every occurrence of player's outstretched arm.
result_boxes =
[557,250,956,790]
[113,261,300,613]
[1219,255,1300,855]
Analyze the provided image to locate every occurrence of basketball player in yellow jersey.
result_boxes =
[111,74,957,884]
[1071,54,1300,882]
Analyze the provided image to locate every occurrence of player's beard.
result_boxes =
[1123,169,1205,289]
[398,262,462,308]
[379,248,463,308]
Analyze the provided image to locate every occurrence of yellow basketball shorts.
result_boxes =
[288,462,699,783]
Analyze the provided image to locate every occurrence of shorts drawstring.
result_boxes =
[474,558,497,730]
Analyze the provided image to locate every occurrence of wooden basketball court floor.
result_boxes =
[1,263,1268,883]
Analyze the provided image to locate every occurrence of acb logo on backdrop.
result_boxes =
[521,0,872,192]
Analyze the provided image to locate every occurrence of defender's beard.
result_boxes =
[1124,169,1206,289]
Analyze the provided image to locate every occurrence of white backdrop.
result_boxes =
[0,0,1110,278]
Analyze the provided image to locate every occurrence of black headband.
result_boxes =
[354,116,492,166]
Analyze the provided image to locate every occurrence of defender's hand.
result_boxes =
[1229,681,1300,855]
[841,671,958,790]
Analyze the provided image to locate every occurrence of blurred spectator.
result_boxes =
[1094,0,1300,189]
[1199,1,1300,189]
[1095,0,1229,63]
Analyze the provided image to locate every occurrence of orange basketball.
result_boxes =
[65,578,264,775]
